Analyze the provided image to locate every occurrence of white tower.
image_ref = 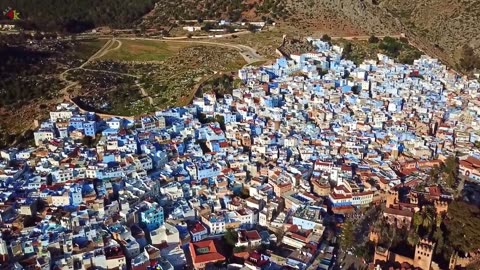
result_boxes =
[0,232,8,260]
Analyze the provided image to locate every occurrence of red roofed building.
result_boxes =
[236,230,262,248]
[189,240,225,270]
[189,222,208,242]
[428,186,441,201]
[459,156,480,182]
[282,225,314,249]
[331,205,355,215]
[244,251,271,269]
[329,184,353,207]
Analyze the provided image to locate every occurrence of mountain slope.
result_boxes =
[378,0,480,68]
[0,0,157,32]
[270,0,479,70]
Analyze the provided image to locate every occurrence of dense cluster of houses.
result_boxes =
[0,39,480,270]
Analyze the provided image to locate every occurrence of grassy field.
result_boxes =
[73,39,108,59]
[100,40,189,61]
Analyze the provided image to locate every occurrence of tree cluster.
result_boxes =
[146,0,246,26]
[254,0,288,19]
[442,201,480,254]
[197,74,234,99]
[0,0,157,32]
[0,37,82,107]
[459,45,480,73]
[368,35,380,43]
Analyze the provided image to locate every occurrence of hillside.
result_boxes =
[1,0,479,144]
[0,0,157,32]
[378,0,480,71]
[2,0,479,71]
[142,0,286,27]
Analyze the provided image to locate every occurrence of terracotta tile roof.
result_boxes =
[460,160,475,170]
[384,207,414,218]
[243,230,261,241]
[189,240,225,264]
[330,192,352,200]
[465,156,480,167]
[428,186,441,197]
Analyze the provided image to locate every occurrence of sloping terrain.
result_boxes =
[2,0,478,70]
[0,35,106,147]
[270,0,480,71]
[378,0,480,69]
[282,0,400,36]
[0,0,157,32]
[142,0,286,27]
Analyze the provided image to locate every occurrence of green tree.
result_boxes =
[82,136,94,147]
[459,45,480,72]
[421,206,435,232]
[202,22,214,31]
[354,241,375,262]
[428,165,441,184]
[342,42,353,60]
[433,227,444,255]
[340,221,355,251]
[442,155,458,187]
[224,228,238,246]
[413,211,423,231]
[215,115,226,131]
[407,230,419,246]
[475,141,480,149]
[379,37,403,57]
[368,35,379,43]
[225,25,235,33]
[444,200,480,252]
[321,34,331,42]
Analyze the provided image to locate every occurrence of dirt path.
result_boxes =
[138,81,154,106]
[57,38,118,99]
[81,68,139,78]
[55,37,153,115]
[91,37,266,107]
[66,38,153,108]
[99,37,264,64]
